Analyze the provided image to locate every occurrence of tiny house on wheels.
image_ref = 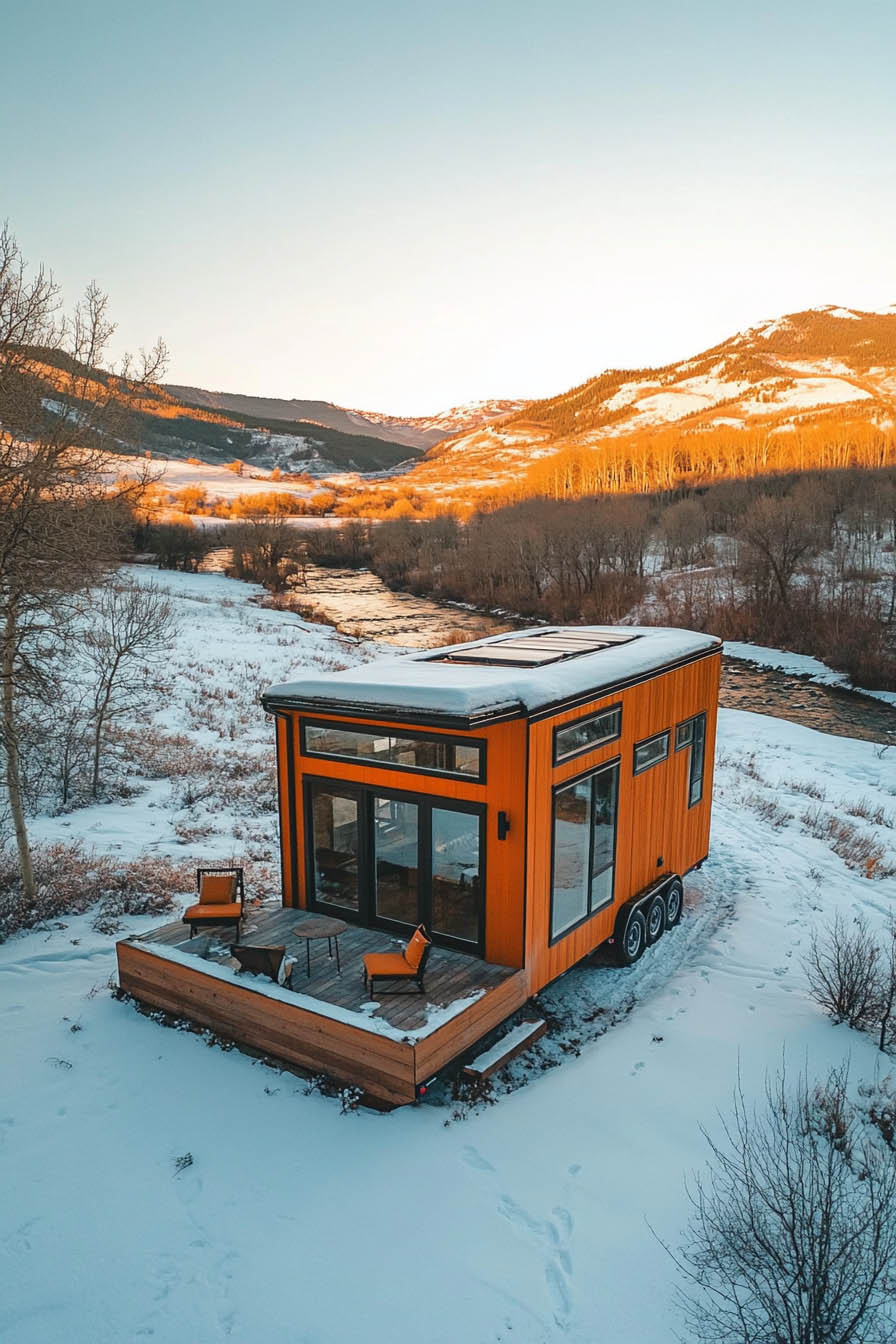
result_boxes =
[117,626,721,1106]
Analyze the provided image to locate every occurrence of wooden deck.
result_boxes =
[116,906,530,1107]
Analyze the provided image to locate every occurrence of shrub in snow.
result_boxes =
[743,792,793,829]
[858,1077,896,1151]
[0,843,194,941]
[805,915,896,1053]
[804,913,887,1032]
[670,1064,896,1344]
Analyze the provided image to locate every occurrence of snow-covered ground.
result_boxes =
[2,568,895,1343]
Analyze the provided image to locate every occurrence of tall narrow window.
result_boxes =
[676,712,707,806]
[551,761,620,941]
[309,784,360,911]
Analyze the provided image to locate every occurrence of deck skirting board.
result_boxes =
[117,943,417,1105]
[117,940,527,1106]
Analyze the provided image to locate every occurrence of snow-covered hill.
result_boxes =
[351,398,526,445]
[395,305,896,498]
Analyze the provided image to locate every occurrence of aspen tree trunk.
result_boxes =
[2,606,36,904]
[91,650,121,799]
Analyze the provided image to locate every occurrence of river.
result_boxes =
[206,553,894,746]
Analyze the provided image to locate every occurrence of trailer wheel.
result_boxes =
[645,894,666,945]
[664,877,684,928]
[617,909,646,966]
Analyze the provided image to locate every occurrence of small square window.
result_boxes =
[675,721,693,750]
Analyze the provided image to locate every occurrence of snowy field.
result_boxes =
[112,454,319,503]
[2,567,895,1343]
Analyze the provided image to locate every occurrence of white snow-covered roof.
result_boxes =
[264,626,722,725]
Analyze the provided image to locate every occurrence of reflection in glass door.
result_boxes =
[373,796,419,927]
[431,807,481,945]
[310,785,360,911]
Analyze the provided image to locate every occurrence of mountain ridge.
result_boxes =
[163,385,524,452]
[392,306,896,499]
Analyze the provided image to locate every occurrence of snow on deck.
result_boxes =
[129,939,487,1042]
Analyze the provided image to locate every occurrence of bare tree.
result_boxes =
[737,494,819,607]
[877,924,896,1054]
[661,497,709,569]
[805,915,896,1054]
[670,1063,896,1344]
[0,223,166,899]
[84,583,176,797]
[228,514,305,592]
[804,912,885,1030]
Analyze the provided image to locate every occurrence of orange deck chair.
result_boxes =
[363,925,432,996]
[183,866,245,940]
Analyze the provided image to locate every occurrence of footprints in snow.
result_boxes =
[3,1218,37,1256]
[133,1163,239,1339]
[461,1144,495,1172]
[497,1195,575,1325]
[462,1146,577,1330]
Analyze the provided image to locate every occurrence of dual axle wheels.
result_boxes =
[615,877,683,967]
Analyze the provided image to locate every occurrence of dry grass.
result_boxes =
[801,806,896,879]
[0,844,279,940]
[743,792,793,829]
[0,844,194,941]
[844,797,894,828]
[788,778,828,801]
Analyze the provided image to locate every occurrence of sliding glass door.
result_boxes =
[373,796,419,926]
[306,779,484,953]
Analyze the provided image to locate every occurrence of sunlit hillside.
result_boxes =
[378,307,896,507]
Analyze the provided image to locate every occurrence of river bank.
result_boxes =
[266,561,894,747]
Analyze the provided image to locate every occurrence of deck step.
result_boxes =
[463,1019,547,1080]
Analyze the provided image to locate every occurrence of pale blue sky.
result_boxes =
[5,1,896,412]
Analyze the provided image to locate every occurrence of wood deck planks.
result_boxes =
[135,909,518,1035]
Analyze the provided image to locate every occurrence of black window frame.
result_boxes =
[549,756,621,946]
[633,730,670,775]
[299,717,486,784]
[675,711,707,808]
[552,702,622,765]
[303,774,486,955]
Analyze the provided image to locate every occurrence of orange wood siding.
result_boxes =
[278,710,528,969]
[524,652,721,995]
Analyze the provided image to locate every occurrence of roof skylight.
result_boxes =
[429,630,638,669]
